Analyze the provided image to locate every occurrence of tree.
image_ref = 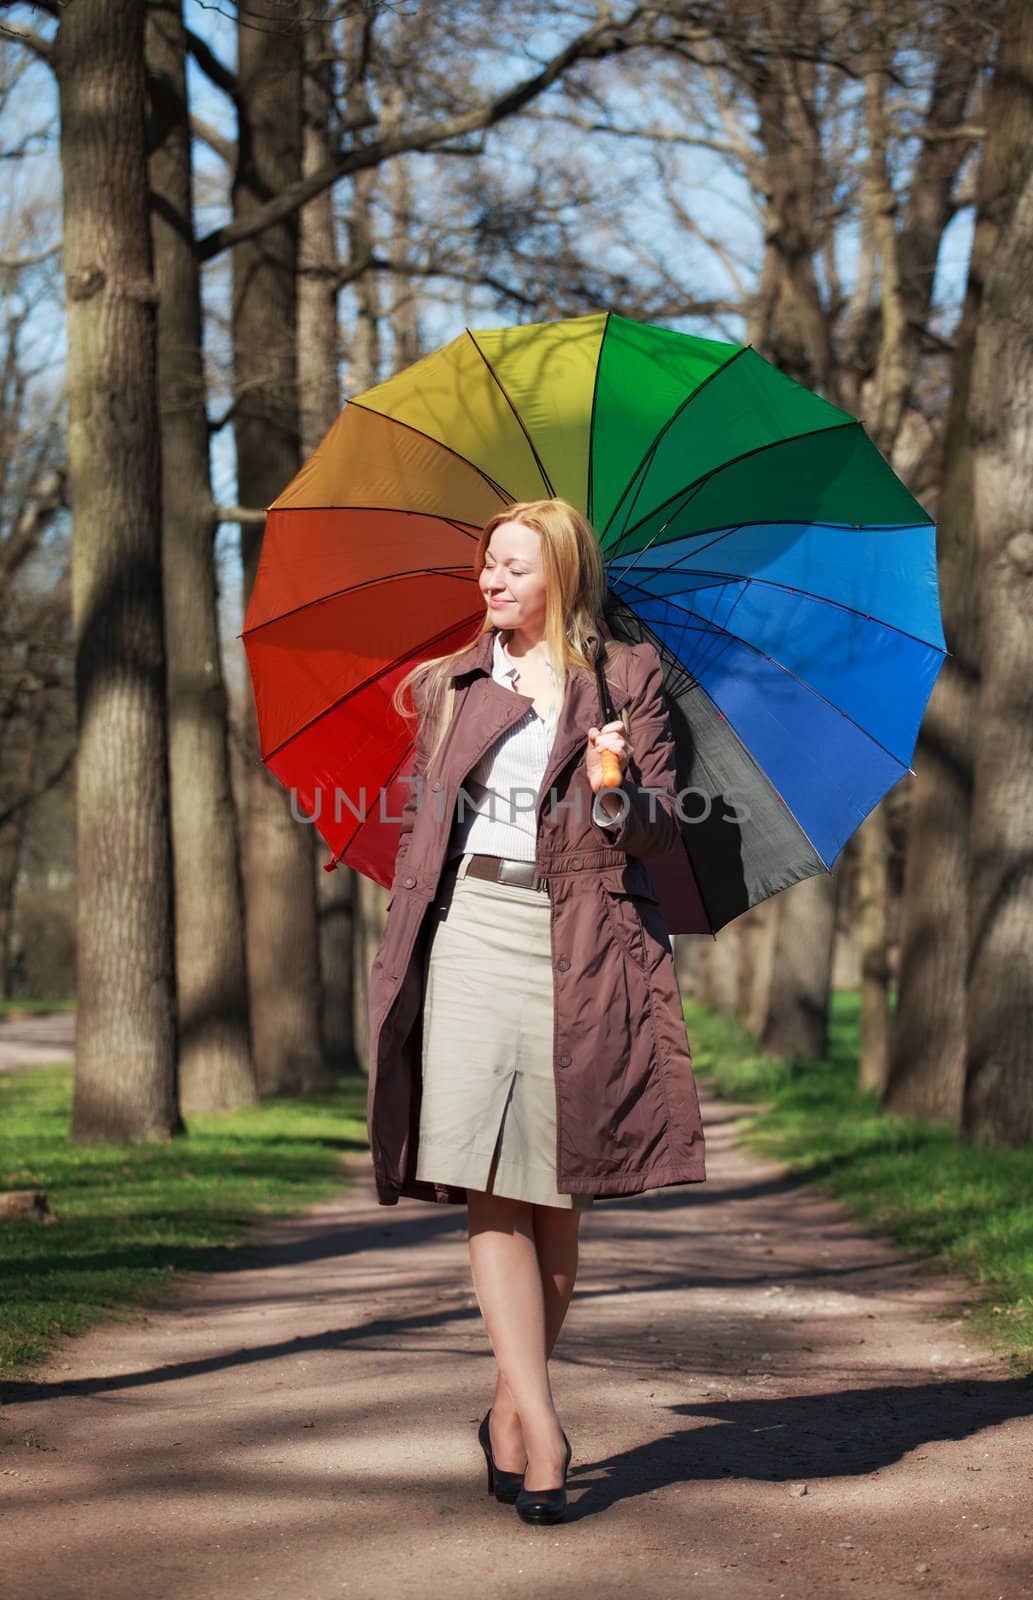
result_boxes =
[147,0,256,1111]
[962,0,1033,1146]
[0,232,70,997]
[854,2,984,1101]
[299,5,360,1075]
[54,0,179,1141]
[233,0,327,1093]
[758,867,840,1063]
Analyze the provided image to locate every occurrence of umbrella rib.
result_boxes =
[600,422,878,602]
[344,399,517,503]
[466,329,555,499]
[602,344,748,550]
[344,740,414,860]
[259,612,485,763]
[323,736,419,864]
[586,309,612,524]
[608,554,947,653]
[619,612,832,883]
[262,506,481,530]
[242,567,479,638]
[610,420,929,559]
[613,573,918,774]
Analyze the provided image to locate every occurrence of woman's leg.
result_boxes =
[490,1203,582,1459]
[533,1202,583,1355]
[467,1190,574,1491]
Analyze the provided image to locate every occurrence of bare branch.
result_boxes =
[0,749,75,833]
[896,122,986,142]
[185,26,239,105]
[0,467,66,601]
[0,243,61,271]
[197,6,666,263]
[189,114,235,166]
[0,19,53,63]
[526,106,744,161]
[215,505,267,526]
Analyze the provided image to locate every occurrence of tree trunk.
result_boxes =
[147,0,256,1113]
[387,155,421,370]
[962,0,1033,1147]
[856,806,890,1094]
[759,866,839,1062]
[744,1,836,396]
[299,10,361,1077]
[885,8,1014,1126]
[0,724,37,1000]
[339,81,387,1070]
[697,925,740,1015]
[743,898,778,1038]
[883,378,978,1123]
[56,0,179,1141]
[234,0,327,1094]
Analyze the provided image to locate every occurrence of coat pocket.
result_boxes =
[602,887,663,972]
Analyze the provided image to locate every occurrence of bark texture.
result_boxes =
[234,0,327,1093]
[759,866,840,1062]
[56,0,179,1140]
[962,0,1033,1146]
[856,806,891,1095]
[299,10,360,1076]
[697,924,740,1016]
[147,0,256,1112]
[887,4,1020,1125]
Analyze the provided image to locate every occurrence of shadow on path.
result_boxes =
[565,1375,1033,1519]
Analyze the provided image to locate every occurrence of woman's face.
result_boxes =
[479,520,548,637]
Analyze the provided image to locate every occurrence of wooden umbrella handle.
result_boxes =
[600,747,623,788]
[590,631,625,790]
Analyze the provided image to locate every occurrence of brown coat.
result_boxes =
[366,628,705,1206]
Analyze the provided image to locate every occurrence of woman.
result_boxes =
[367,498,705,1525]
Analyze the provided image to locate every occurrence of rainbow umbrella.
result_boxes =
[242,311,945,933]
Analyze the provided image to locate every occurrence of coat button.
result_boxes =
[404,875,416,888]
[571,857,582,869]
[558,1052,571,1067]
[556,955,570,971]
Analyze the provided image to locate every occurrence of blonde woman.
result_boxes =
[367,499,704,1523]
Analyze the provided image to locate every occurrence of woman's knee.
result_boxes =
[531,1201,583,1240]
[467,1188,534,1234]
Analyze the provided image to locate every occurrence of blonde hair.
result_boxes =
[391,498,630,774]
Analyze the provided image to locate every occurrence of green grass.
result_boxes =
[687,992,1033,1374]
[0,1064,367,1381]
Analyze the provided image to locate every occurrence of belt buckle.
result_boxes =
[497,858,528,889]
[495,858,548,893]
[508,857,550,896]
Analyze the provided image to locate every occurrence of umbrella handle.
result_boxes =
[599,749,623,788]
[589,634,624,790]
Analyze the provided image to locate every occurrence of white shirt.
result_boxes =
[448,631,619,862]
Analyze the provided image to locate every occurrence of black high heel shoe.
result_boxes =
[515,1430,572,1525]
[478,1410,525,1505]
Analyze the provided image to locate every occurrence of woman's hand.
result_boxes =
[585,719,629,794]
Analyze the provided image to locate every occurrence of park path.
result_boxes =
[1,1094,1031,1600]
[0,1012,74,1074]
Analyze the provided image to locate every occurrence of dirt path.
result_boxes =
[2,1094,1031,1600]
[0,1012,74,1074]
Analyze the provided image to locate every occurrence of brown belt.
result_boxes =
[446,853,550,894]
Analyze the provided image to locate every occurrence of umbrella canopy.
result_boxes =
[243,311,945,931]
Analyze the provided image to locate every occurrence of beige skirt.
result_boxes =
[415,853,594,1211]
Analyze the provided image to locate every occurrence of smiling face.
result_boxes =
[478,519,548,640]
